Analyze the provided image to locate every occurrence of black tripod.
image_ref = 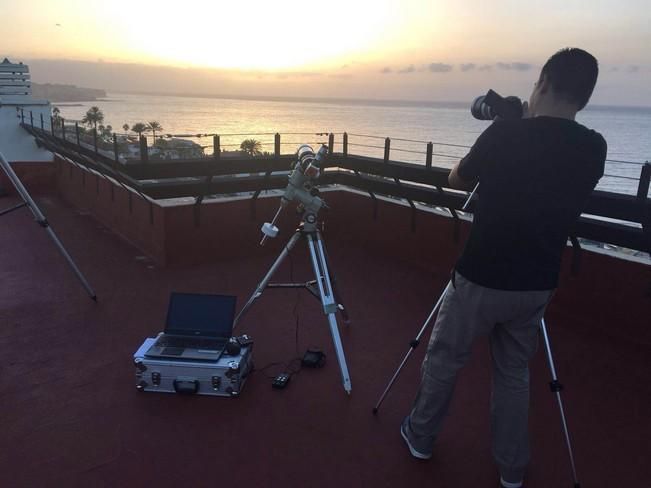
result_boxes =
[234,222,352,394]
[372,184,581,487]
[0,151,96,300]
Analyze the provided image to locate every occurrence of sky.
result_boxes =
[1,0,650,106]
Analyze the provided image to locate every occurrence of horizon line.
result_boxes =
[104,89,651,112]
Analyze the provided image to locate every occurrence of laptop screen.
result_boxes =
[165,293,236,338]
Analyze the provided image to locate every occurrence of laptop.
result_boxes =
[145,292,237,361]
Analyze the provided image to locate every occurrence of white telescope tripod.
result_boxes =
[234,145,352,394]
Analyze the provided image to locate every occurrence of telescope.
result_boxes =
[260,144,328,245]
[236,142,353,393]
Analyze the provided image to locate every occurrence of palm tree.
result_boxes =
[146,121,163,142]
[122,123,129,133]
[51,106,62,128]
[131,122,149,138]
[240,138,262,156]
[81,106,104,130]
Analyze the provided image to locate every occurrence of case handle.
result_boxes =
[173,378,199,394]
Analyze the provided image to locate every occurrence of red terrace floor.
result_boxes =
[1,192,650,488]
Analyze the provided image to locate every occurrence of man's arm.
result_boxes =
[448,162,477,190]
[448,122,501,190]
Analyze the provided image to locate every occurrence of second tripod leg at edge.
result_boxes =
[307,233,352,394]
[316,230,350,324]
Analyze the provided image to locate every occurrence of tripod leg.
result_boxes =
[0,151,96,300]
[0,201,28,217]
[540,318,581,488]
[307,234,352,394]
[373,281,452,414]
[316,230,350,324]
[234,231,302,328]
[44,226,97,300]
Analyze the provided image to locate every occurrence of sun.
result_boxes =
[115,0,400,71]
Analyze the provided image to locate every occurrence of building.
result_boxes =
[0,58,53,164]
[1,60,650,488]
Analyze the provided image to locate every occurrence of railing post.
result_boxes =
[30,111,34,127]
[113,133,120,165]
[328,133,334,154]
[384,137,391,163]
[75,122,80,146]
[93,128,98,153]
[343,132,348,157]
[61,118,66,141]
[426,142,433,169]
[40,113,44,130]
[20,108,24,124]
[51,116,55,136]
[637,162,651,199]
[639,162,651,253]
[213,135,220,161]
[274,133,281,158]
[140,134,148,162]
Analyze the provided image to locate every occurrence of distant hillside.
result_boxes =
[32,83,106,102]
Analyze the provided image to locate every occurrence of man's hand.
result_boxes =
[448,163,477,190]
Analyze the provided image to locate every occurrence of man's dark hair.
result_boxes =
[540,48,599,110]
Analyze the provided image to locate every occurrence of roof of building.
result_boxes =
[1,167,649,487]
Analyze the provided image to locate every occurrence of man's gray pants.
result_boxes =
[405,272,553,484]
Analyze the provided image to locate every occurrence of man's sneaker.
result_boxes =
[400,417,432,460]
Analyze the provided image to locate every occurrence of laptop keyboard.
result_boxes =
[157,337,226,349]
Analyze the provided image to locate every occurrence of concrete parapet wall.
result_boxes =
[9,156,648,344]
[0,160,57,196]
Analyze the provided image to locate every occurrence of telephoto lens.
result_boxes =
[471,95,495,120]
[471,89,524,121]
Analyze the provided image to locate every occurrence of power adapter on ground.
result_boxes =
[301,348,326,368]
[272,373,291,389]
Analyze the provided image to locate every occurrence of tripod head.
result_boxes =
[260,144,328,245]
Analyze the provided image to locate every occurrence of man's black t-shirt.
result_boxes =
[455,116,606,291]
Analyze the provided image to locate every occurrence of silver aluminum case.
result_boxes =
[133,337,253,397]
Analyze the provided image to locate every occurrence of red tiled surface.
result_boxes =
[1,183,649,487]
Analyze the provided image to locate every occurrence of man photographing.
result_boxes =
[400,48,606,488]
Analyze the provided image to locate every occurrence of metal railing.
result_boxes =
[18,108,651,255]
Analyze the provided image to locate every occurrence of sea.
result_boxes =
[56,93,651,196]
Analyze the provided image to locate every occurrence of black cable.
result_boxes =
[288,249,301,357]
[251,241,303,381]
[287,249,303,377]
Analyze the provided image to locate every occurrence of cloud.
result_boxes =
[398,64,416,74]
[609,66,619,72]
[275,71,321,79]
[478,64,493,71]
[512,62,532,71]
[460,63,476,72]
[341,64,349,69]
[380,66,392,74]
[496,62,532,71]
[627,65,640,73]
[427,62,453,73]
[328,73,353,79]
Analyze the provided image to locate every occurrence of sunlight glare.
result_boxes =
[117,0,399,70]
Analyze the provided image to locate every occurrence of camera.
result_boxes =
[471,89,524,121]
